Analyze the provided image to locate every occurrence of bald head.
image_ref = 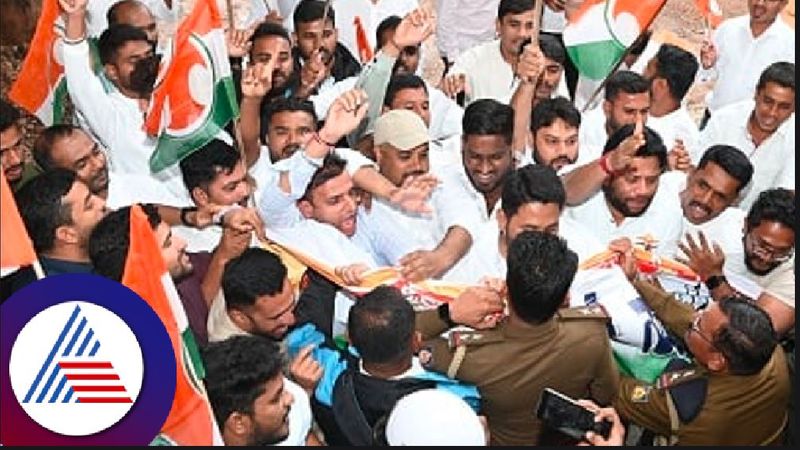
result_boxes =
[107,0,157,44]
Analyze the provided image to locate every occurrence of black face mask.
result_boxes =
[129,53,161,97]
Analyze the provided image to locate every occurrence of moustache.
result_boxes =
[129,54,162,96]
[282,143,302,156]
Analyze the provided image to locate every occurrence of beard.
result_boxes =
[603,184,653,218]
[743,251,780,276]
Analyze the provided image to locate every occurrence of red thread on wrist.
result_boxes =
[599,154,614,176]
[311,131,336,148]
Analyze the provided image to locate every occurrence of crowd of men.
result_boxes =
[0,0,795,446]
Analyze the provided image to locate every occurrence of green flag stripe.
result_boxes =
[148,78,238,172]
[566,40,625,80]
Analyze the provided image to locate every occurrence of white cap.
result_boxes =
[385,389,486,446]
[373,109,429,151]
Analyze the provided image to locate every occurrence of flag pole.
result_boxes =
[225,0,247,157]
[579,1,669,113]
[32,260,45,280]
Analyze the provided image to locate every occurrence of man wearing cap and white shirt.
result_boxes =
[358,109,482,280]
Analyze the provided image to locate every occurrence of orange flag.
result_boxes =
[353,16,374,63]
[7,0,67,125]
[0,170,37,277]
[121,205,222,445]
[695,0,723,28]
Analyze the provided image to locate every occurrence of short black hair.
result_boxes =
[0,98,20,133]
[384,74,427,107]
[301,152,347,202]
[531,96,581,134]
[697,145,753,194]
[539,33,566,65]
[375,15,402,50]
[32,124,80,171]
[89,204,161,282]
[222,248,288,311]
[293,0,336,30]
[347,285,415,365]
[501,164,566,218]
[506,231,577,324]
[604,70,651,102]
[498,0,535,19]
[714,297,778,376]
[179,139,241,195]
[602,123,667,171]
[251,21,291,47]
[756,61,795,92]
[651,44,698,102]
[746,188,795,233]
[14,169,76,253]
[462,99,514,144]
[203,335,285,430]
[97,24,150,66]
[261,97,318,144]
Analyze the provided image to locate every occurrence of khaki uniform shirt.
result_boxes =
[614,280,790,445]
[417,307,620,446]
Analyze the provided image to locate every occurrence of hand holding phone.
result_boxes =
[536,388,612,441]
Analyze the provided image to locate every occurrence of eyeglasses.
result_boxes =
[689,314,716,348]
[744,233,794,263]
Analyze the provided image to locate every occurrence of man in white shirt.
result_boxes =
[699,0,794,121]
[436,0,499,69]
[440,0,537,105]
[60,0,189,206]
[105,0,158,45]
[332,0,418,64]
[508,34,571,123]
[565,123,683,257]
[698,62,795,212]
[641,43,701,165]
[679,188,795,339]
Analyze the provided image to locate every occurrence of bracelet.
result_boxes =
[599,154,615,176]
[62,35,87,46]
[311,131,336,148]
[179,206,198,227]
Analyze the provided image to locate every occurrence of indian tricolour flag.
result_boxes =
[144,0,239,173]
[7,0,67,125]
[121,204,223,445]
[563,0,667,81]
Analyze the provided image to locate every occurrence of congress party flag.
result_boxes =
[0,171,38,277]
[144,0,239,173]
[121,205,223,445]
[563,0,667,80]
[7,0,68,125]
[695,0,724,29]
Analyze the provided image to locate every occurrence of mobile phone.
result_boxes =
[535,388,611,441]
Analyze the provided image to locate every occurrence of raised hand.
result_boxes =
[318,89,370,145]
[544,0,567,12]
[223,207,266,242]
[298,48,331,97]
[607,119,646,173]
[289,345,323,396]
[241,59,274,99]
[517,41,545,84]
[225,27,255,59]
[440,73,467,99]
[58,0,88,15]
[699,38,717,70]
[676,231,725,282]
[388,173,438,214]
[449,285,505,330]
[667,139,692,172]
[392,7,437,49]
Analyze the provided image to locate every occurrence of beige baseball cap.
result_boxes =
[373,109,429,151]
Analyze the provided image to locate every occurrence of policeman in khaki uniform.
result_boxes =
[613,278,790,445]
[416,231,620,446]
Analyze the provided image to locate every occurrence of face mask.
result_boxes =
[129,53,161,97]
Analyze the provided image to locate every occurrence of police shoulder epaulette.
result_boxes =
[558,304,610,321]
[659,367,708,424]
[447,329,501,350]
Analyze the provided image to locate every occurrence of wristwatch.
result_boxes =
[179,206,197,227]
[437,303,458,328]
[705,274,728,290]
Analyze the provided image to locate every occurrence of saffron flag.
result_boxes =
[7,0,68,125]
[353,16,374,64]
[695,0,724,29]
[144,0,239,173]
[563,0,667,80]
[0,170,37,277]
[121,205,223,445]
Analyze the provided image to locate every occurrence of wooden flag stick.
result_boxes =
[225,0,246,154]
